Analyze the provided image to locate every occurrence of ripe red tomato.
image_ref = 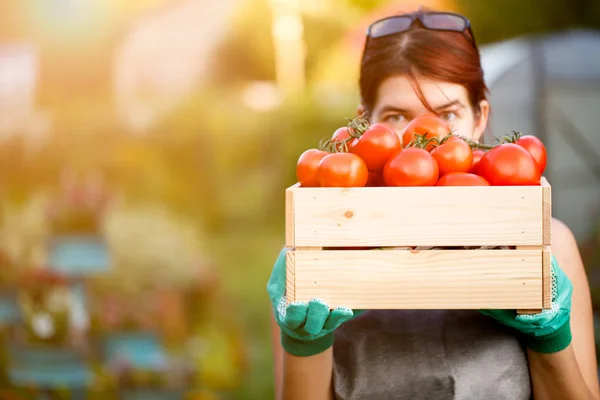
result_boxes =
[401,114,451,150]
[351,123,402,172]
[383,148,439,186]
[296,149,328,187]
[470,149,485,174]
[331,127,354,152]
[430,137,473,176]
[515,135,547,174]
[477,144,541,186]
[437,172,490,186]
[317,153,369,187]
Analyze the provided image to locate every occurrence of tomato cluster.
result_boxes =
[296,115,547,188]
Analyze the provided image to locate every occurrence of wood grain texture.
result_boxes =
[285,185,297,247]
[285,250,295,302]
[516,245,547,315]
[289,185,544,247]
[543,246,552,308]
[290,249,543,309]
[542,177,552,246]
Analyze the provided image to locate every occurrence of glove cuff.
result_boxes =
[523,319,572,354]
[281,332,334,357]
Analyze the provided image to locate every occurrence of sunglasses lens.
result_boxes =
[421,13,467,31]
[370,17,413,38]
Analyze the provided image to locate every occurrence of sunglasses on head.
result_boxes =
[365,11,477,47]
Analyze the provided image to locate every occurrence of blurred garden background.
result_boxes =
[0,0,599,398]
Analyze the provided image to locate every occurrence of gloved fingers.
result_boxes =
[304,298,329,335]
[284,301,308,330]
[516,313,547,326]
[323,306,353,330]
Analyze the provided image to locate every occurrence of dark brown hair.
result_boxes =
[359,10,488,115]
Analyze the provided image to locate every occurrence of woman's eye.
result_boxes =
[383,114,406,123]
[440,112,457,122]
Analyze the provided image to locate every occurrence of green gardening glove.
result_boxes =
[480,255,572,353]
[267,248,361,357]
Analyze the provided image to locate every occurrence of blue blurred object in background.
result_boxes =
[0,289,20,325]
[48,235,111,277]
[103,331,167,371]
[6,342,93,390]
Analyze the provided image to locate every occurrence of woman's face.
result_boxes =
[366,75,489,141]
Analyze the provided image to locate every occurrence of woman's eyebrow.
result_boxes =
[378,105,411,114]
[434,100,465,110]
[378,101,464,115]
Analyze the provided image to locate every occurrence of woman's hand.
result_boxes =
[267,248,361,357]
[480,255,572,353]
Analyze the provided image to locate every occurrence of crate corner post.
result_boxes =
[540,178,552,310]
[285,249,296,304]
[542,177,552,246]
[542,246,552,309]
[285,185,297,248]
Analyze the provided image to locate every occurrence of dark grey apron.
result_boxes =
[333,310,531,400]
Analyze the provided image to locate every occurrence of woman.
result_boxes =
[268,9,599,400]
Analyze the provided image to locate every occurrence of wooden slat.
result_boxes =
[542,177,552,245]
[289,249,543,309]
[285,185,297,247]
[289,185,544,247]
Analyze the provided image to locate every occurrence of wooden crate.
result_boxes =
[285,178,552,312]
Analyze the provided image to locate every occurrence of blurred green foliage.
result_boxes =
[211,0,276,86]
